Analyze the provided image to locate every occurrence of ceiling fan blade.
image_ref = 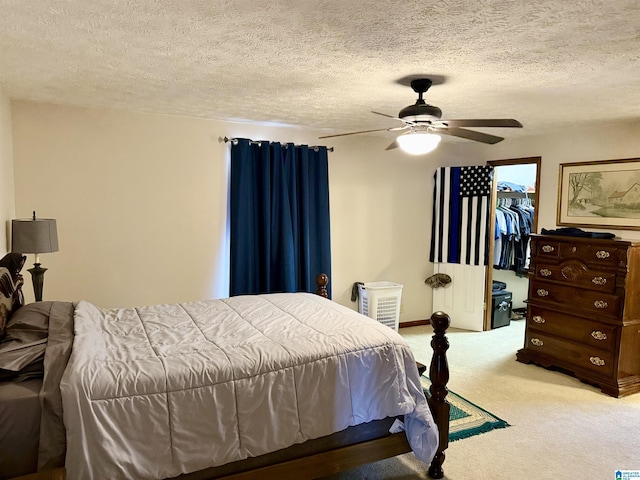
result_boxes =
[372,111,414,125]
[435,119,522,128]
[318,128,391,139]
[371,111,396,119]
[436,127,504,144]
[386,140,399,150]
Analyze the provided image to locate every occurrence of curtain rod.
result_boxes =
[222,136,334,152]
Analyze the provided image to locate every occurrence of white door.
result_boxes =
[432,262,486,331]
[430,165,492,331]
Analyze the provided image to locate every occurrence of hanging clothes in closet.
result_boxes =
[494,182,535,275]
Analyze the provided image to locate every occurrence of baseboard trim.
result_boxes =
[399,319,430,328]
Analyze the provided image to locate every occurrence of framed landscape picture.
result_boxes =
[557,158,640,230]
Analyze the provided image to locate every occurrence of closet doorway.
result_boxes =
[483,157,541,330]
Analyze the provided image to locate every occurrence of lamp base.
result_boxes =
[27,263,47,302]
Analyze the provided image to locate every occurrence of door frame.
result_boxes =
[483,157,541,330]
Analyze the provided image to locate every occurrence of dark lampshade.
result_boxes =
[11,218,59,255]
[11,214,59,302]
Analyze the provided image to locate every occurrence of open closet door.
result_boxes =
[484,158,540,330]
[429,165,493,332]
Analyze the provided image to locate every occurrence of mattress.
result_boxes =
[61,293,438,480]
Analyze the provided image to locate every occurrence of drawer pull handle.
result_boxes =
[594,300,608,309]
[542,245,555,253]
[539,268,552,277]
[537,289,549,297]
[532,315,546,324]
[531,338,544,347]
[589,356,605,367]
[591,276,607,286]
[595,250,610,259]
[591,331,607,341]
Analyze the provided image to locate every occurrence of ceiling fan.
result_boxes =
[319,78,523,154]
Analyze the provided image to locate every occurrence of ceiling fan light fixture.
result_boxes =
[396,131,441,155]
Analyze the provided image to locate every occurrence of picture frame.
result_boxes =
[557,158,640,230]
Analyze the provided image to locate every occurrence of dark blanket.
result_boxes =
[39,302,75,470]
[0,301,75,477]
[540,227,616,239]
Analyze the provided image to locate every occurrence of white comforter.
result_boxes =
[61,293,438,480]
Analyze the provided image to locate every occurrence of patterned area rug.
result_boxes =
[421,375,510,442]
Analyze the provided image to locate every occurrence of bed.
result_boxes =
[0,261,451,480]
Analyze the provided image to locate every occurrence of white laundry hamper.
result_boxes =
[357,281,403,331]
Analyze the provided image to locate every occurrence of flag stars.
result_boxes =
[459,166,493,197]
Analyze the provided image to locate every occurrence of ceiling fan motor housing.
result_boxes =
[398,102,443,122]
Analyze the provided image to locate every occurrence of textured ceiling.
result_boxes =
[1,0,640,141]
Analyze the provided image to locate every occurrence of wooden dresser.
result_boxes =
[516,234,640,397]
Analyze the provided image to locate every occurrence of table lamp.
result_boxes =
[11,211,59,301]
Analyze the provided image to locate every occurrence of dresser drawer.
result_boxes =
[527,306,617,351]
[533,260,617,293]
[558,242,622,268]
[534,239,561,259]
[529,280,620,319]
[524,330,614,378]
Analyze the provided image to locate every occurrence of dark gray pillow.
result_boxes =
[0,302,53,377]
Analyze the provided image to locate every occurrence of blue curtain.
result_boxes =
[229,139,331,297]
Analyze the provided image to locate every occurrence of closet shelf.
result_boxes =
[497,191,535,198]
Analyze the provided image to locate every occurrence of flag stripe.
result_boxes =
[460,196,469,264]
[475,196,483,265]
[449,168,460,263]
[429,169,440,262]
[437,168,446,262]
[478,195,488,265]
[440,167,451,262]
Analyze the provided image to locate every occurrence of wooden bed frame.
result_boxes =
[5,270,451,480]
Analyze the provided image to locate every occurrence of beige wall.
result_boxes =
[327,134,458,320]
[0,87,14,254]
[450,123,640,314]
[11,101,451,321]
[11,100,640,321]
[453,121,640,241]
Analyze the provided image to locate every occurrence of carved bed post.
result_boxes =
[427,311,451,479]
[315,273,329,298]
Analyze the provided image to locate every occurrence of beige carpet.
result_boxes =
[320,319,640,480]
